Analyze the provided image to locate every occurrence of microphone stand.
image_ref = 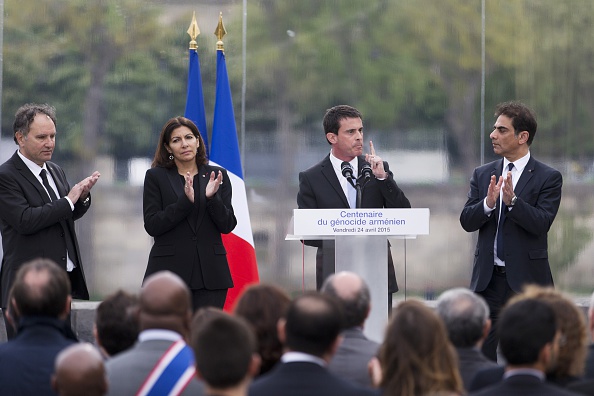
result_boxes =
[355,174,371,208]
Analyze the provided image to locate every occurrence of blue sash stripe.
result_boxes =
[138,341,196,396]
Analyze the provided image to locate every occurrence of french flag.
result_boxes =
[183,19,209,151]
[210,49,260,311]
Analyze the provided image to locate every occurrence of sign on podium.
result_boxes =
[287,208,429,342]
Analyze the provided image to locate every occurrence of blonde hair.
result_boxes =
[378,299,463,396]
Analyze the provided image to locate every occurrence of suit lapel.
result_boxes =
[320,155,349,208]
[195,166,210,228]
[12,152,52,203]
[166,167,198,233]
[492,159,503,218]
[166,167,183,198]
[46,162,66,198]
[513,156,535,197]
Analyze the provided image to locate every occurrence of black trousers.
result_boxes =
[477,267,517,362]
[191,288,228,312]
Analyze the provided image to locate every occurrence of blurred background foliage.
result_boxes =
[2,0,594,298]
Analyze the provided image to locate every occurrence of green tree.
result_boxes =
[2,0,194,176]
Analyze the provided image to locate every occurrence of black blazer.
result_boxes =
[143,165,237,290]
[249,361,379,396]
[460,156,562,293]
[297,154,410,292]
[0,152,90,306]
[469,373,581,396]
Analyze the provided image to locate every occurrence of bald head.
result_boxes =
[11,258,71,319]
[52,343,107,396]
[139,271,192,334]
[321,271,370,328]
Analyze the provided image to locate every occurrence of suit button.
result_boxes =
[192,237,197,241]
[61,232,65,237]
[61,257,66,261]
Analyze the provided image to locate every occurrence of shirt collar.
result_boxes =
[504,151,530,174]
[17,149,47,176]
[503,368,545,381]
[329,150,358,178]
[138,329,183,343]
[281,351,326,367]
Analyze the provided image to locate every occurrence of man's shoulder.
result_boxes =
[473,159,500,174]
[0,153,18,173]
[106,339,174,368]
[530,157,561,175]
[300,155,330,175]
[250,361,378,395]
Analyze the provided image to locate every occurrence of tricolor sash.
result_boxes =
[136,340,196,396]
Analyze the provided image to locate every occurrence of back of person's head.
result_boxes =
[52,343,107,396]
[498,297,557,366]
[514,285,588,377]
[139,271,192,336]
[233,283,291,375]
[321,271,370,329]
[94,290,139,357]
[379,299,462,396]
[191,311,259,390]
[10,258,71,318]
[435,287,489,348]
[283,292,343,358]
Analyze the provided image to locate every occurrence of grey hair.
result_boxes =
[436,287,489,348]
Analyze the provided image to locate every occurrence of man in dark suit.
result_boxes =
[469,298,580,396]
[0,103,100,338]
[0,258,78,396]
[249,292,378,396]
[297,104,410,298]
[191,312,260,396]
[322,271,379,388]
[460,101,562,361]
[105,271,204,396]
[436,287,499,391]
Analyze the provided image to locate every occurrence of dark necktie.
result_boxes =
[40,169,59,201]
[40,169,78,267]
[496,163,514,261]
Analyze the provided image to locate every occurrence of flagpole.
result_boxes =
[187,11,199,51]
[241,0,247,172]
[211,12,259,311]
[184,12,209,152]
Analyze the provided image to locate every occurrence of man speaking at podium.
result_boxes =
[297,105,410,306]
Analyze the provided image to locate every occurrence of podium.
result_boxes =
[287,208,429,342]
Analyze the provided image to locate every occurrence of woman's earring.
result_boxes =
[169,154,174,160]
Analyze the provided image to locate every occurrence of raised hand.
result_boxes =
[205,171,223,199]
[364,140,387,178]
[184,172,195,203]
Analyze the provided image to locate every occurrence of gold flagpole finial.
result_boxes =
[214,12,227,51]
[187,11,201,50]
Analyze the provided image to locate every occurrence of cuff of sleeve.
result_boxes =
[65,197,75,211]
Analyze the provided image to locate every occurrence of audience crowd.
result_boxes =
[1,262,594,396]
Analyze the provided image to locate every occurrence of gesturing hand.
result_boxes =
[205,171,223,199]
[184,172,195,203]
[364,140,387,179]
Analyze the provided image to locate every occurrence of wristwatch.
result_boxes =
[509,195,518,207]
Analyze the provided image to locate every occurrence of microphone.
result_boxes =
[341,161,354,179]
[360,162,372,180]
[341,161,356,188]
